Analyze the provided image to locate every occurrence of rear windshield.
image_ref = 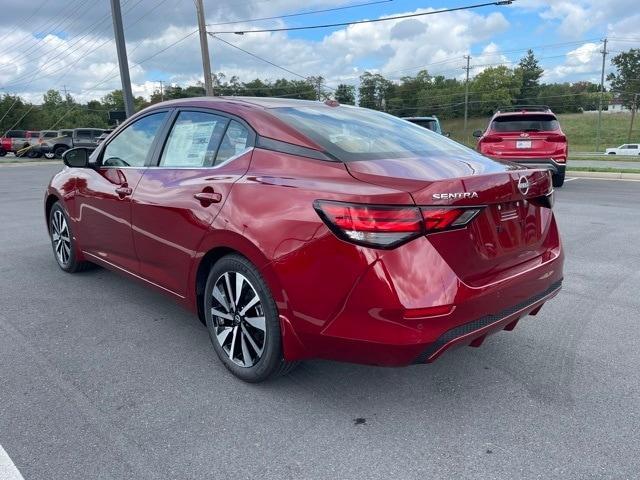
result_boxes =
[270,106,483,162]
[491,114,559,132]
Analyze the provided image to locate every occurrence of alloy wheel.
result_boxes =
[51,210,71,265]
[211,271,266,368]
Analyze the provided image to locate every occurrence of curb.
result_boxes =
[567,170,640,180]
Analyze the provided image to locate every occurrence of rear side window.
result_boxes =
[43,132,58,138]
[270,105,481,162]
[491,114,559,132]
[215,121,250,165]
[160,111,228,167]
[102,112,167,167]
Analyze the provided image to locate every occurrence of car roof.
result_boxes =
[154,96,324,110]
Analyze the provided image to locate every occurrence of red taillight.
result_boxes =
[545,133,566,143]
[481,135,503,143]
[314,201,482,249]
[421,208,480,231]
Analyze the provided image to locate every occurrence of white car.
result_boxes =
[605,144,640,155]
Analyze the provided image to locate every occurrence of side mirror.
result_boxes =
[472,130,483,138]
[62,147,89,168]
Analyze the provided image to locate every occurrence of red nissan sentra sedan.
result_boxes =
[45,97,563,382]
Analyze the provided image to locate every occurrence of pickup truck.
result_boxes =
[0,130,27,156]
[38,128,105,158]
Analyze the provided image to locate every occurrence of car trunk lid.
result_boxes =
[346,157,555,286]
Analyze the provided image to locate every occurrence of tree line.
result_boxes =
[1,48,638,133]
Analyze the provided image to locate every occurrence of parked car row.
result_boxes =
[0,128,112,158]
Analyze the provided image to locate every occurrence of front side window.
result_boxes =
[215,121,250,165]
[160,111,228,167]
[102,112,167,167]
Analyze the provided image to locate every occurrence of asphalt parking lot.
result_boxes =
[1,164,639,479]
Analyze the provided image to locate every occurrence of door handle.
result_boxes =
[194,191,222,205]
[115,186,133,197]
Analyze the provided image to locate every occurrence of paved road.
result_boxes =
[1,165,639,479]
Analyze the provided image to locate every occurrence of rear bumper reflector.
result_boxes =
[413,280,563,363]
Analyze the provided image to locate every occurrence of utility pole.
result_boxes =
[110,0,135,117]
[61,85,68,97]
[463,55,471,138]
[155,80,165,101]
[628,92,639,143]
[316,78,322,101]
[195,0,214,96]
[595,38,608,152]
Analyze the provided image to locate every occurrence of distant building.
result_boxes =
[584,97,630,114]
[608,98,630,113]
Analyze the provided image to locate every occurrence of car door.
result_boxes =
[74,110,170,273]
[131,109,254,297]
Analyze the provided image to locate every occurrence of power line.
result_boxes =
[209,0,514,35]
[206,0,394,27]
[212,36,336,93]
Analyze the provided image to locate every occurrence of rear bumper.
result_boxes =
[289,229,564,366]
[413,280,562,363]
[506,158,566,175]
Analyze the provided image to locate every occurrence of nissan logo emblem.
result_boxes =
[517,176,530,195]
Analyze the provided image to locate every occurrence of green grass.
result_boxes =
[566,166,640,174]
[441,112,639,152]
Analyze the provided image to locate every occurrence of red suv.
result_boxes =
[45,97,563,382]
[474,106,567,187]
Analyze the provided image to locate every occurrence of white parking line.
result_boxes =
[0,445,25,480]
[564,177,579,182]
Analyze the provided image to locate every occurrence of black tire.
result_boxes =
[552,171,565,188]
[204,254,297,382]
[27,149,40,158]
[15,144,28,157]
[0,148,6,157]
[54,146,68,159]
[48,202,93,273]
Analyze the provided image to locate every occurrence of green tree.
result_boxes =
[607,48,640,108]
[358,72,395,110]
[470,66,522,116]
[334,84,356,105]
[515,49,543,104]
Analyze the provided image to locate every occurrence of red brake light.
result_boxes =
[545,134,566,143]
[314,201,422,248]
[314,201,482,249]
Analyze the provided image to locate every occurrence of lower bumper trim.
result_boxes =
[413,279,563,363]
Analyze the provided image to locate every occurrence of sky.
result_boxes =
[0,0,638,104]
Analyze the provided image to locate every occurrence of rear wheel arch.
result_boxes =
[193,238,288,329]
[45,194,61,225]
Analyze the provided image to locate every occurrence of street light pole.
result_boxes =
[110,0,135,117]
[195,0,214,96]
